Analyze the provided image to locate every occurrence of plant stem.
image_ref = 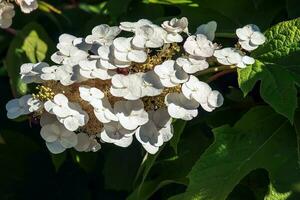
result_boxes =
[195,65,236,76]
[4,27,17,36]
[206,68,237,83]
[215,32,236,38]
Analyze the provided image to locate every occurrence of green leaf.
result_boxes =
[103,145,142,191]
[238,18,300,122]
[106,0,133,22]
[71,150,99,173]
[251,18,300,65]
[171,106,300,200]
[22,31,48,63]
[294,110,300,168]
[238,61,297,122]
[5,22,54,96]
[128,122,212,200]
[51,151,67,171]
[170,120,187,154]
[146,0,284,32]
[264,184,292,200]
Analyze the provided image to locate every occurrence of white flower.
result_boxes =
[132,25,166,48]
[44,94,89,131]
[136,108,173,154]
[176,56,209,74]
[75,133,101,152]
[16,0,38,14]
[183,34,216,58]
[154,60,188,87]
[94,97,118,123]
[181,76,224,112]
[113,37,147,63]
[162,17,188,43]
[120,19,153,32]
[51,34,88,66]
[236,24,266,51]
[59,102,89,131]
[86,24,121,45]
[27,97,42,112]
[182,75,212,104]
[40,112,57,127]
[213,48,255,68]
[200,90,224,112]
[99,121,135,147]
[40,65,59,81]
[73,37,92,52]
[110,73,143,100]
[20,62,48,83]
[79,59,116,80]
[98,45,130,69]
[79,86,104,103]
[44,94,71,118]
[196,21,217,41]
[55,65,82,86]
[214,48,242,65]
[0,2,15,29]
[237,55,255,68]
[114,100,149,130]
[165,93,199,120]
[162,17,188,33]
[40,121,77,154]
[5,95,32,119]
[141,71,163,97]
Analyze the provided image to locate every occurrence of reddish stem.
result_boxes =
[206,69,237,83]
[4,27,17,36]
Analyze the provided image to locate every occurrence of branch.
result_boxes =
[196,65,236,76]
[215,32,236,38]
[206,68,237,83]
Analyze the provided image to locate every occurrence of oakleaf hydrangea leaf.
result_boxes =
[238,18,300,122]
[170,106,300,200]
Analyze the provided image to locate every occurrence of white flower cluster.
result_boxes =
[6,18,266,154]
[0,0,38,28]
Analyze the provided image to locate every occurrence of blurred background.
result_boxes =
[0,0,299,199]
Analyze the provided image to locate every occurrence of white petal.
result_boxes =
[207,90,224,108]
[128,50,147,63]
[60,131,78,148]
[46,141,66,154]
[75,133,91,151]
[63,117,80,131]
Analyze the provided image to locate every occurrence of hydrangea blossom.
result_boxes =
[196,21,217,41]
[41,121,78,154]
[0,2,15,29]
[236,24,266,51]
[136,108,173,154]
[20,62,49,83]
[154,60,188,87]
[16,0,38,14]
[184,34,216,58]
[75,132,101,152]
[161,17,189,43]
[0,0,38,28]
[6,18,265,154]
[6,95,32,119]
[85,24,121,45]
[214,48,255,68]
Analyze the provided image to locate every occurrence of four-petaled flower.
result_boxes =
[236,24,266,51]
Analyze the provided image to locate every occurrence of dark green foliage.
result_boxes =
[1,0,300,200]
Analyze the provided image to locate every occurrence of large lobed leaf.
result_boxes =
[5,22,54,96]
[170,106,300,200]
[238,18,300,122]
